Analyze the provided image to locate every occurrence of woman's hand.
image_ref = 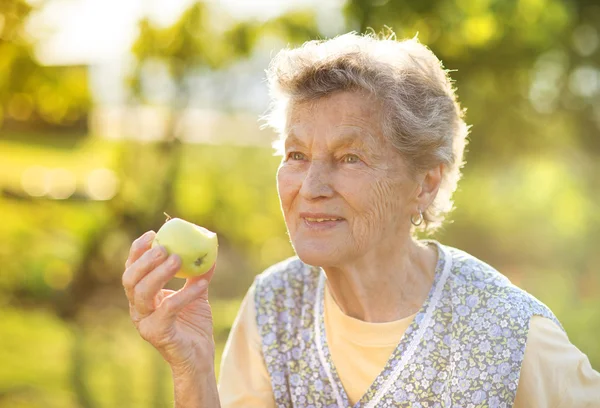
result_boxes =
[122,230,217,374]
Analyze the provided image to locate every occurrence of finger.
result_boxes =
[129,289,174,327]
[125,231,156,269]
[157,279,210,322]
[185,261,217,286]
[122,244,168,302]
[133,254,182,316]
[156,289,176,308]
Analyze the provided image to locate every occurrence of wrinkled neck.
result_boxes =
[322,238,438,323]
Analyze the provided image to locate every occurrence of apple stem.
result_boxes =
[163,212,172,222]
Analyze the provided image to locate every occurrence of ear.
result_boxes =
[416,164,443,211]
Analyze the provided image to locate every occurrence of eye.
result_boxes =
[288,152,306,161]
[342,154,360,164]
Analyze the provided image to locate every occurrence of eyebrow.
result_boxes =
[330,128,377,152]
[329,127,382,159]
[284,127,381,157]
[283,133,307,149]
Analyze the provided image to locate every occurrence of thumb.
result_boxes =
[185,262,217,287]
[157,279,210,322]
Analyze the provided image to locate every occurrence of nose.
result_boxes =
[299,160,334,200]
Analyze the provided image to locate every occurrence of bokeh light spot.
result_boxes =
[47,168,77,199]
[21,166,51,197]
[572,24,599,57]
[8,93,34,121]
[569,66,599,98]
[85,168,119,200]
[43,260,73,290]
[462,14,497,47]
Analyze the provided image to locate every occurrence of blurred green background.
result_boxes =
[1,0,599,406]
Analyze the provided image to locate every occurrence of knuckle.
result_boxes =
[133,284,148,305]
[154,259,171,276]
[161,297,177,314]
[132,234,151,254]
[138,320,163,345]
[145,251,168,274]
[138,326,153,343]
[133,234,146,248]
[142,247,160,265]
[129,309,142,328]
[130,239,142,255]
[122,269,135,289]
[144,253,160,271]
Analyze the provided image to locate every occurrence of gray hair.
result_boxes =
[263,31,470,234]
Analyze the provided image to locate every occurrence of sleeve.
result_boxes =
[217,282,276,408]
[514,315,600,408]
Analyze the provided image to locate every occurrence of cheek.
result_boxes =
[277,166,300,214]
[343,169,395,213]
[346,174,405,232]
[372,178,403,215]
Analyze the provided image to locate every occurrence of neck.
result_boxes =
[322,237,438,323]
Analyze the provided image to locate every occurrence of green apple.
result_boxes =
[152,217,218,279]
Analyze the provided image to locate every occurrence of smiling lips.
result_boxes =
[304,217,343,222]
[299,213,345,229]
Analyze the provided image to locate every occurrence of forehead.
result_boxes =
[285,91,385,145]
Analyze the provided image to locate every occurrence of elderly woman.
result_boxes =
[122,33,600,407]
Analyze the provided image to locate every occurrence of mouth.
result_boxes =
[299,212,344,222]
[299,213,345,230]
[303,217,344,222]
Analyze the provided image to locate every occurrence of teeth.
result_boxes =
[306,218,340,222]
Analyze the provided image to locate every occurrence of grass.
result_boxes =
[0,297,243,408]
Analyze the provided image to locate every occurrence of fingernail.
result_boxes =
[168,255,180,268]
[143,231,154,242]
[154,246,166,258]
[196,280,209,290]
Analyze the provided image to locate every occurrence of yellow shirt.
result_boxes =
[218,284,600,407]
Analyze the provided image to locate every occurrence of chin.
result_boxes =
[292,242,345,267]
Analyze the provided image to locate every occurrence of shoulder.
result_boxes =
[443,244,510,289]
[525,316,595,372]
[253,257,321,312]
[256,256,307,282]
[442,244,560,325]
[254,256,316,291]
[515,316,600,407]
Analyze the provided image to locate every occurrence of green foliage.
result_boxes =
[1,134,599,405]
[0,0,91,130]
[343,0,600,157]
[129,2,321,104]
[0,298,241,407]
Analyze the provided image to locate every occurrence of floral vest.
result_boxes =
[254,241,561,408]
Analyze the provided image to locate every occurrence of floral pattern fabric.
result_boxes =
[254,241,561,408]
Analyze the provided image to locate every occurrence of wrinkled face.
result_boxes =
[277,91,421,267]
